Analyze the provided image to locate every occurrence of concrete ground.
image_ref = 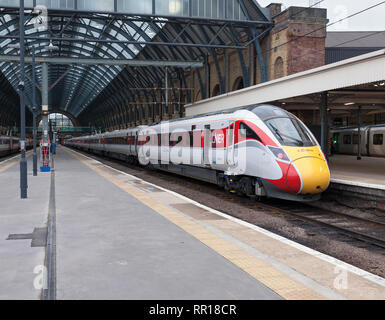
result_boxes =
[329,155,385,189]
[0,153,50,300]
[54,147,280,300]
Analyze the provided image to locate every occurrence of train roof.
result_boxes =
[154,104,294,126]
[331,124,385,131]
[70,105,296,140]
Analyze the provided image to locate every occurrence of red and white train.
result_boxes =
[0,135,20,157]
[66,104,330,202]
[0,136,33,158]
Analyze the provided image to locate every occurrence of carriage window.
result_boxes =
[239,123,262,142]
[169,134,183,147]
[373,134,383,145]
[343,135,351,145]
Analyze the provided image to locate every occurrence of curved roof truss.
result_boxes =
[0,0,271,124]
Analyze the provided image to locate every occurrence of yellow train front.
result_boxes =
[245,105,331,201]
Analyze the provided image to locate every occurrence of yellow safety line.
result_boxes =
[65,147,326,300]
[0,152,34,174]
[0,160,18,174]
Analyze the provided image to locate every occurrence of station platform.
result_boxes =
[1,147,385,300]
[329,155,385,190]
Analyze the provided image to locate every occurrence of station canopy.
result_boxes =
[0,0,272,126]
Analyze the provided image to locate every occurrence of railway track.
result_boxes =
[70,147,385,252]
[251,201,385,250]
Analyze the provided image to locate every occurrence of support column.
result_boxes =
[42,62,49,143]
[19,0,28,199]
[357,106,362,160]
[319,92,329,157]
[32,48,37,176]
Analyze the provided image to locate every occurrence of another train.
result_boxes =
[331,125,385,157]
[66,104,331,202]
[0,135,33,158]
[0,135,20,157]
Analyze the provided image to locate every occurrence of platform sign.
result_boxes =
[20,140,25,152]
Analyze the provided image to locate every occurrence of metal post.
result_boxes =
[42,62,49,143]
[32,47,37,176]
[357,106,362,160]
[320,92,328,158]
[19,0,28,199]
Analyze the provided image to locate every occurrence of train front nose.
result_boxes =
[290,157,330,194]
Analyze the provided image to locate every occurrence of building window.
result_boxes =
[232,76,244,91]
[274,57,284,79]
[212,84,220,97]
[195,90,201,102]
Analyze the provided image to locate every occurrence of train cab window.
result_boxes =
[265,117,317,147]
[373,134,384,145]
[239,123,262,142]
[343,135,352,145]
[250,105,291,120]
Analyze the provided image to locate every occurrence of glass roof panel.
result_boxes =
[77,0,115,12]
[0,1,268,119]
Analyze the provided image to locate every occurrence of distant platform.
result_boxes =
[1,147,385,300]
[329,155,385,191]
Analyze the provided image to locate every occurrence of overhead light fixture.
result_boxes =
[45,41,59,51]
[344,102,355,106]
[169,0,181,14]
[8,43,20,49]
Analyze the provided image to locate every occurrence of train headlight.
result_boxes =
[268,146,290,162]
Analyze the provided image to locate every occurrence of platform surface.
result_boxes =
[1,147,385,300]
[329,155,385,190]
[0,152,50,300]
[54,148,279,300]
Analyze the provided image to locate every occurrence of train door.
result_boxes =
[203,125,211,166]
[226,123,235,165]
[369,129,385,157]
[135,131,139,155]
[332,133,339,153]
[366,127,371,156]
[128,132,133,155]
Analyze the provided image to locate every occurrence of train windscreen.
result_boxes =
[265,117,317,147]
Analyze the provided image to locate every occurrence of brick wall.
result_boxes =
[270,6,328,79]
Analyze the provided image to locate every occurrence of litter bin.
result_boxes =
[51,142,56,155]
